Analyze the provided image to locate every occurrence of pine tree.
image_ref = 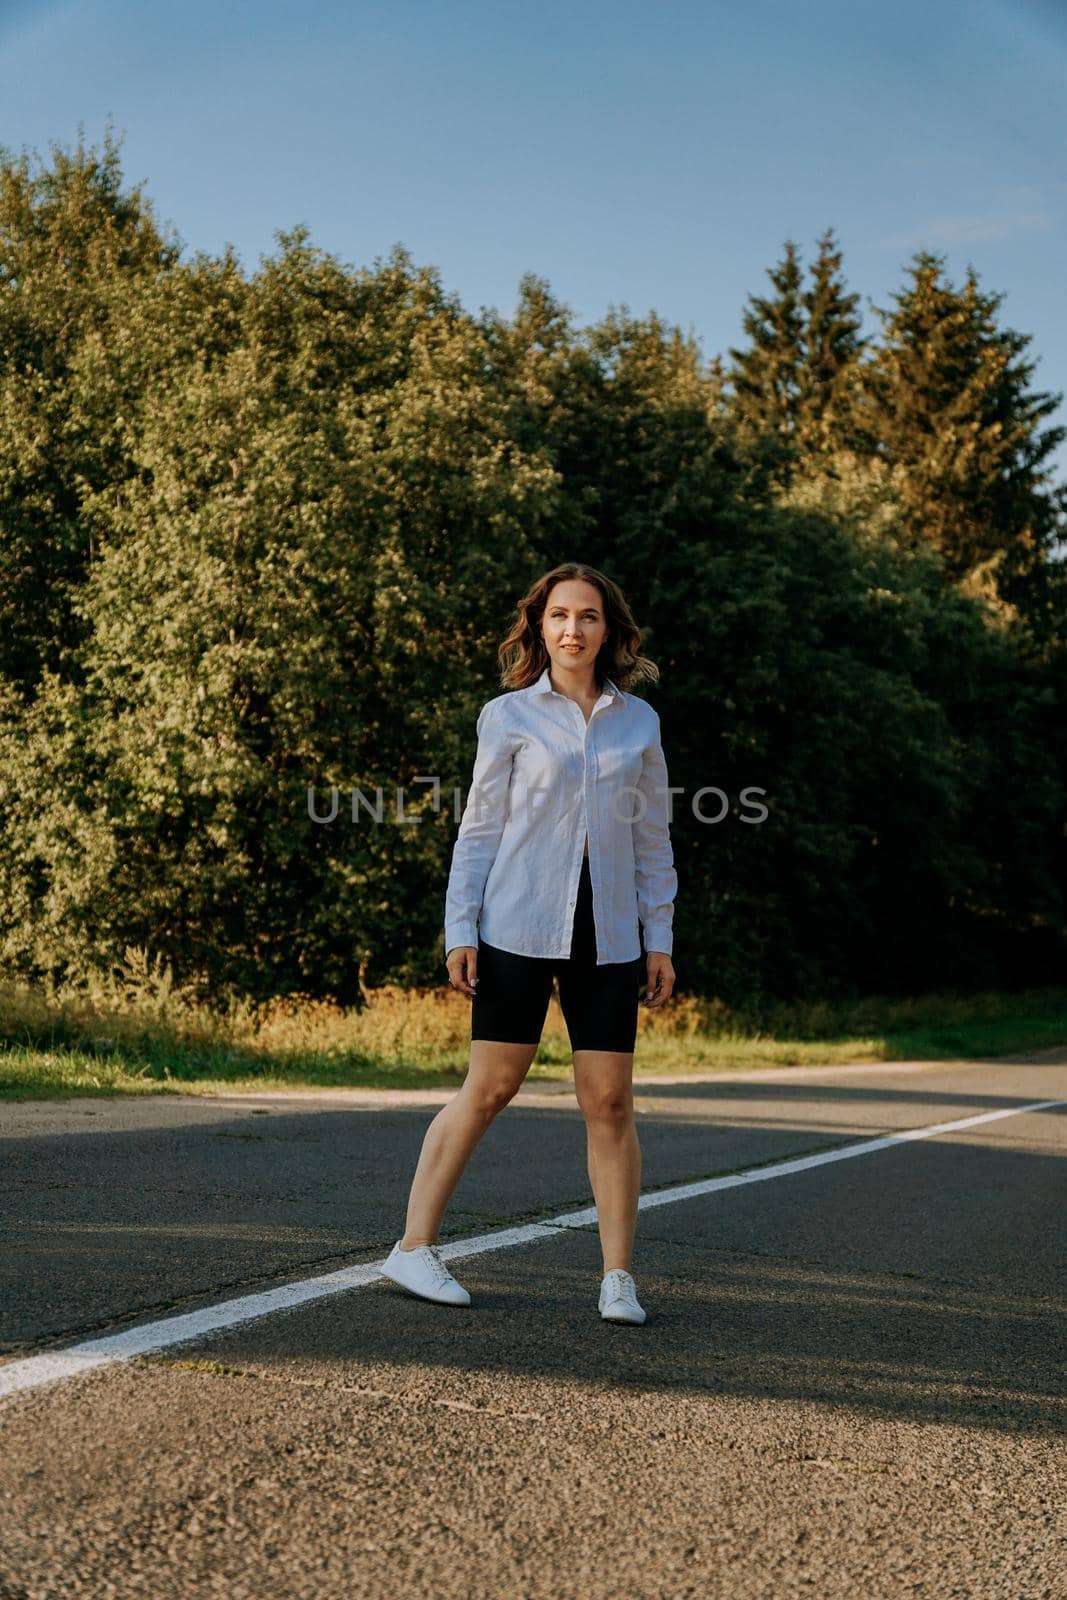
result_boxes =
[727,233,865,486]
[849,250,1066,580]
[726,239,806,481]
[799,227,867,454]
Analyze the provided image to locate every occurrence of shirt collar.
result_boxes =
[530,665,622,701]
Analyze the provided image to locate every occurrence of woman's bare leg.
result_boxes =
[572,1049,640,1274]
[399,1039,539,1248]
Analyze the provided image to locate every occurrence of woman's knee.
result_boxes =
[461,1068,526,1118]
[580,1090,633,1128]
[470,1079,521,1117]
[463,1041,537,1117]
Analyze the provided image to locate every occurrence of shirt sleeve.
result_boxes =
[444,698,516,956]
[633,711,678,956]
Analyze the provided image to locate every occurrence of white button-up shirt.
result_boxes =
[444,666,677,965]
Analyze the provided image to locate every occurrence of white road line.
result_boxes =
[1,1095,1063,1403]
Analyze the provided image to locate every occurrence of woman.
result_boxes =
[380,562,677,1324]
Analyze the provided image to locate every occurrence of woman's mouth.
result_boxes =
[562,645,583,652]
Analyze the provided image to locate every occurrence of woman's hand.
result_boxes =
[642,951,675,1008]
[446,946,479,998]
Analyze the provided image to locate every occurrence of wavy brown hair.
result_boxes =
[497,563,660,693]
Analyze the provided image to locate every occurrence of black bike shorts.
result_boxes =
[470,855,645,1053]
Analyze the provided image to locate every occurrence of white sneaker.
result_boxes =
[379,1239,472,1306]
[599,1268,647,1324]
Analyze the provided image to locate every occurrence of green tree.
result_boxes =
[0,233,552,1000]
[849,250,1067,583]
[0,133,1063,1009]
[0,125,180,691]
[726,231,866,488]
[799,227,867,455]
[726,238,807,484]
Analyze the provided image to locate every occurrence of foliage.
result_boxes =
[0,135,1064,1007]
[847,251,1067,581]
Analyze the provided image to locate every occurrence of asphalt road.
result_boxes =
[0,1050,1064,1600]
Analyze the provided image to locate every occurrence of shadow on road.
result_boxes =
[1,1061,1064,1442]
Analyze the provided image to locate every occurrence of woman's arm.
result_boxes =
[444,698,516,957]
[633,710,678,956]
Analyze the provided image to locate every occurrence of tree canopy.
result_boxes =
[1,132,1064,1007]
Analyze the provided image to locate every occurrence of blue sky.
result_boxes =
[3,0,1065,486]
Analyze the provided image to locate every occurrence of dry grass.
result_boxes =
[1,947,1065,1099]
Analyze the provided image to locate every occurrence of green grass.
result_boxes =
[1,974,1064,1100]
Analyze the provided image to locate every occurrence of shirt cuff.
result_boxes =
[641,925,673,956]
[444,921,479,956]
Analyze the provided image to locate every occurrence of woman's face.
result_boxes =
[541,579,609,674]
